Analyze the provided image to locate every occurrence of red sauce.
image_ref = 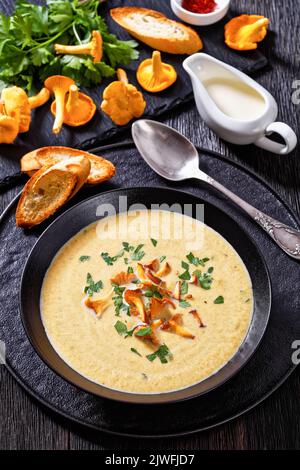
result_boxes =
[182,0,217,14]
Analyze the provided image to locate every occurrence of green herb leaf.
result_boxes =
[159,256,166,263]
[127,266,134,274]
[181,261,189,270]
[146,344,171,364]
[130,348,142,357]
[214,296,224,304]
[180,281,188,296]
[101,249,124,266]
[135,326,152,337]
[84,273,103,297]
[193,269,213,290]
[131,244,145,261]
[114,321,134,337]
[151,238,157,247]
[79,255,90,262]
[186,252,210,267]
[179,270,191,281]
[179,300,191,309]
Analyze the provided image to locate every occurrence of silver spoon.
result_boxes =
[132,119,300,261]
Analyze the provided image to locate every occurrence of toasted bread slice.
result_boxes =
[16,166,77,228]
[20,146,116,185]
[110,7,203,54]
[38,156,91,198]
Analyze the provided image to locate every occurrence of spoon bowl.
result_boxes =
[132,120,200,181]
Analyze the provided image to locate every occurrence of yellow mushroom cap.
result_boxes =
[90,31,103,63]
[137,51,177,93]
[101,69,146,126]
[225,15,269,51]
[0,114,19,144]
[1,86,31,133]
[51,85,96,127]
[44,75,75,94]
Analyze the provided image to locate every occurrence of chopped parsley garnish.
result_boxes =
[159,256,166,263]
[124,257,129,265]
[179,270,191,281]
[179,300,191,309]
[143,286,163,299]
[180,281,189,296]
[146,344,171,364]
[186,252,210,267]
[207,267,214,274]
[112,284,130,316]
[122,241,134,252]
[122,242,145,261]
[181,261,189,270]
[101,250,124,266]
[114,321,134,337]
[131,244,145,261]
[179,261,191,280]
[135,326,152,337]
[84,273,103,297]
[151,238,158,247]
[131,348,142,357]
[127,266,134,274]
[214,296,224,304]
[79,255,90,262]
[193,269,213,290]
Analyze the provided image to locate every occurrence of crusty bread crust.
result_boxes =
[110,7,203,54]
[16,166,77,228]
[20,146,116,185]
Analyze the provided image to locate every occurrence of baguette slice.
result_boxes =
[110,7,203,54]
[16,167,77,228]
[20,146,116,185]
[38,156,91,198]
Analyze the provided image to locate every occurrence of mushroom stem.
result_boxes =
[117,68,129,85]
[29,88,51,109]
[52,89,67,134]
[152,51,162,79]
[54,31,103,63]
[66,85,79,114]
[55,43,92,55]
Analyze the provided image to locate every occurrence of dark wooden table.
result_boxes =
[1,0,300,450]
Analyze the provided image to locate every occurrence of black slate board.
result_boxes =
[0,142,299,437]
[0,0,268,150]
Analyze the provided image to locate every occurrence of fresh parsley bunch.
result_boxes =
[0,0,139,92]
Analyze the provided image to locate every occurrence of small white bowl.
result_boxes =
[170,0,230,26]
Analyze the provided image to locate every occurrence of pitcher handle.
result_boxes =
[254,122,297,155]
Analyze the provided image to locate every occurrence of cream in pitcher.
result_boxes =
[183,53,297,155]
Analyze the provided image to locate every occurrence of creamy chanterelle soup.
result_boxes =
[41,210,253,394]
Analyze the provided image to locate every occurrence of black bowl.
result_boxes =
[20,187,271,404]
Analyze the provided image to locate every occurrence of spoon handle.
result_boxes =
[200,173,300,260]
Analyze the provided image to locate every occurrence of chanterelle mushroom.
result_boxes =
[55,30,103,63]
[29,88,51,109]
[101,68,146,126]
[225,15,269,51]
[51,84,96,127]
[1,86,31,133]
[0,114,19,144]
[137,51,177,92]
[44,75,75,134]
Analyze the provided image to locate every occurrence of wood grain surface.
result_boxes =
[1,0,300,449]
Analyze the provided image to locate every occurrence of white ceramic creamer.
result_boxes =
[183,53,297,155]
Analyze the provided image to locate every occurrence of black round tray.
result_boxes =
[0,142,299,437]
